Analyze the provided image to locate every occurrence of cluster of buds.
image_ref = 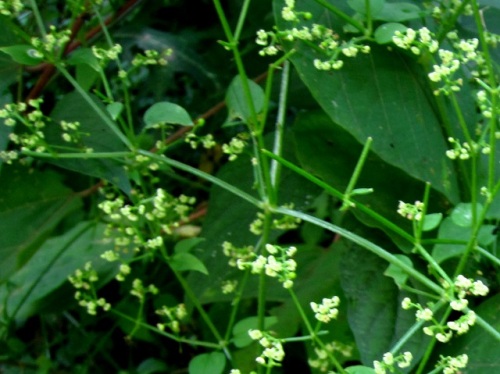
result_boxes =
[68,262,111,315]
[248,329,285,368]
[397,200,424,221]
[373,351,413,374]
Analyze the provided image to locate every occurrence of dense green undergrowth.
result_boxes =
[0,0,499,373]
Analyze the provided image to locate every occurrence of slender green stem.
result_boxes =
[365,0,372,34]
[341,137,372,210]
[21,150,133,159]
[474,312,500,341]
[391,300,446,355]
[475,246,500,266]
[140,150,261,208]
[28,0,47,38]
[415,306,452,374]
[289,289,345,373]
[223,270,251,343]
[259,50,296,136]
[57,65,134,149]
[171,268,231,358]
[111,309,222,348]
[233,0,252,41]
[262,150,415,244]
[274,207,444,294]
[471,0,499,192]
[93,7,135,138]
[270,60,291,189]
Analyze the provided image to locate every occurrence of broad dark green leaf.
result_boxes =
[347,0,385,17]
[0,222,117,323]
[144,101,193,127]
[374,23,408,44]
[340,242,428,367]
[0,45,43,65]
[376,3,421,22]
[136,358,168,374]
[384,254,413,287]
[274,2,460,204]
[0,165,82,283]
[451,202,482,228]
[48,91,131,193]
[226,75,265,123]
[422,213,443,231]
[431,217,495,264]
[170,252,208,275]
[174,237,206,254]
[66,48,101,72]
[292,111,452,252]
[188,352,226,374]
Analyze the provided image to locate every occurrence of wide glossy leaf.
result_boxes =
[0,165,82,283]
[226,75,265,124]
[0,222,115,323]
[347,0,385,17]
[376,3,421,22]
[340,240,428,367]
[0,45,43,65]
[170,252,208,275]
[431,217,495,264]
[188,352,226,374]
[48,91,131,193]
[144,101,193,127]
[292,111,452,251]
[374,22,408,44]
[274,1,460,204]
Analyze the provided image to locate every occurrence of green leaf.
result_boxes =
[48,91,131,193]
[0,45,43,65]
[340,243,427,366]
[451,202,482,227]
[374,23,408,44]
[432,217,495,263]
[345,366,376,374]
[144,102,193,127]
[384,255,413,287]
[174,237,206,254]
[0,222,116,323]
[170,252,208,275]
[292,111,450,253]
[276,5,460,204]
[107,102,124,120]
[66,48,101,71]
[422,213,443,231]
[347,0,385,17]
[136,358,168,374]
[0,165,82,283]
[232,316,278,348]
[226,75,265,123]
[376,3,421,22]
[188,352,226,374]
